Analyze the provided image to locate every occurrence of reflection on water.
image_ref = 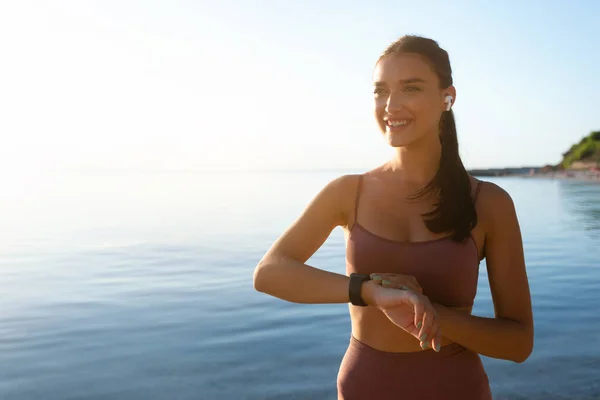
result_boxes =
[559,180,600,237]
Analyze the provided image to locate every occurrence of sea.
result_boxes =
[1,170,599,399]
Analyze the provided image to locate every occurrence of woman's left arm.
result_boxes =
[434,184,534,363]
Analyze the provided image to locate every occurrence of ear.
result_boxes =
[443,86,457,111]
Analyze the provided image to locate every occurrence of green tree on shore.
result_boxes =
[560,131,600,169]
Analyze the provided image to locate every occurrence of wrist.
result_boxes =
[360,280,379,306]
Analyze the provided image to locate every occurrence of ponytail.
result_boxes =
[409,110,477,242]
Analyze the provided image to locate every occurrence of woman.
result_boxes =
[253,35,533,399]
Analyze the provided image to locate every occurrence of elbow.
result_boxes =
[253,260,272,293]
[514,341,534,364]
[513,351,532,364]
[512,327,534,364]
[512,346,532,364]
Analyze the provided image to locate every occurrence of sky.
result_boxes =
[1,0,599,172]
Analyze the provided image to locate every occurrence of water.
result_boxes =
[1,170,599,399]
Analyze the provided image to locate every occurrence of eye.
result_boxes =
[373,88,388,96]
[403,86,421,92]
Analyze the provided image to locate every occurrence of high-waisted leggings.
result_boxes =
[337,335,492,400]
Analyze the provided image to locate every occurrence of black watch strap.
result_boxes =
[349,273,371,306]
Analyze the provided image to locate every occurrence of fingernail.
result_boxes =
[421,341,429,350]
[399,285,409,290]
[435,342,440,352]
[416,321,422,329]
[382,280,391,286]
[372,275,381,281]
[420,333,427,342]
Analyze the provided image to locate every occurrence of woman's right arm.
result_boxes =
[253,174,442,348]
[253,175,362,304]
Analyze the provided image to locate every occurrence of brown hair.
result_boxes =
[378,35,476,242]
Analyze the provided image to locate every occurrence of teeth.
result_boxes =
[388,120,409,127]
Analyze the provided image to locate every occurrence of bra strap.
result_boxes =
[354,175,363,222]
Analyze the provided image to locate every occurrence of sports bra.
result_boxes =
[346,175,483,307]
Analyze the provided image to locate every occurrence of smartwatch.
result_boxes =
[349,273,371,306]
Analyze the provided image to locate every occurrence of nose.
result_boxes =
[385,91,405,114]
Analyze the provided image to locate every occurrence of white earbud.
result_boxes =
[444,95,453,111]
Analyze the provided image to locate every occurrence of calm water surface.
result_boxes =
[1,171,599,399]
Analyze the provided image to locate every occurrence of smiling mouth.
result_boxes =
[386,119,413,129]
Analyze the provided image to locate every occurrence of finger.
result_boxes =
[372,273,405,281]
[433,326,442,352]
[422,319,439,351]
[377,275,419,292]
[409,293,425,339]
[384,277,418,292]
[373,274,406,290]
[371,273,398,283]
[395,275,421,293]
[381,279,409,290]
[417,309,435,347]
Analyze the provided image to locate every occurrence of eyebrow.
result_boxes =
[373,78,426,86]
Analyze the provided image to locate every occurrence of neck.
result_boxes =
[386,135,442,187]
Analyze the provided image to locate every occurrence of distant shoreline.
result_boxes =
[470,170,600,183]
[522,171,600,183]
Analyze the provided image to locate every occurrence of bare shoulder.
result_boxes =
[471,178,519,228]
[320,174,362,228]
[475,180,515,207]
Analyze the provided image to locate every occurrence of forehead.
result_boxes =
[373,53,437,84]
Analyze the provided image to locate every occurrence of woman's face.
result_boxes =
[373,53,454,148]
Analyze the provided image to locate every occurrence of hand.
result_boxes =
[365,281,441,352]
[369,273,422,294]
